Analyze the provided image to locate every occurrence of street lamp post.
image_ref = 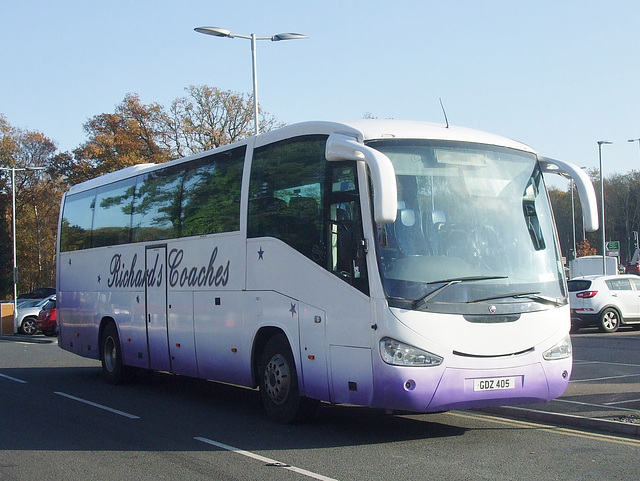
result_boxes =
[597,141,612,275]
[0,165,45,319]
[195,26,308,135]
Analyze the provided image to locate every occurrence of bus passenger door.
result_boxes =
[298,303,329,401]
[145,246,171,372]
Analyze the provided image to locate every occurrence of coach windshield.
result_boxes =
[367,139,566,313]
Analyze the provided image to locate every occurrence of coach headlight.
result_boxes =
[543,334,572,360]
[380,337,443,366]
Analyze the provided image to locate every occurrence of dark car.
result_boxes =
[18,287,55,300]
[36,297,57,336]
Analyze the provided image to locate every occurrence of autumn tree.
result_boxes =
[0,117,62,298]
[162,85,282,157]
[0,115,16,298]
[55,93,171,185]
[576,239,597,257]
[56,86,283,185]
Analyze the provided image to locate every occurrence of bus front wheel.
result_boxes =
[101,322,128,384]
[258,334,316,424]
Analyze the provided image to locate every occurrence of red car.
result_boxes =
[625,262,640,275]
[626,249,640,275]
[36,297,57,336]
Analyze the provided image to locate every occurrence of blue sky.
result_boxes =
[1,0,639,188]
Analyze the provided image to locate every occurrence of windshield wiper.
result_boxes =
[411,276,508,310]
[469,291,562,306]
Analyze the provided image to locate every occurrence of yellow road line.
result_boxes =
[447,411,640,448]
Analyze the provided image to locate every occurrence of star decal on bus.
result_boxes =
[289,303,297,317]
[258,247,264,260]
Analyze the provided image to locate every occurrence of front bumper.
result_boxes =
[372,356,572,413]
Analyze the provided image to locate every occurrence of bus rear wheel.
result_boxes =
[101,322,128,384]
[258,334,316,424]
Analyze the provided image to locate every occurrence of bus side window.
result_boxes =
[248,135,327,265]
[60,191,96,252]
[331,203,355,275]
[328,164,369,295]
[93,178,137,248]
[132,167,184,242]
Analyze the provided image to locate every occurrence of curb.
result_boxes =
[480,406,640,438]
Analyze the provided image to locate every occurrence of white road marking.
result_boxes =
[0,372,27,383]
[195,436,339,481]
[555,398,640,413]
[573,360,640,368]
[604,397,640,406]
[570,373,640,382]
[55,391,140,419]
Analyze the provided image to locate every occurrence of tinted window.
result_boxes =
[60,146,246,250]
[92,178,137,247]
[567,280,592,292]
[248,136,327,263]
[60,191,96,251]
[181,147,245,236]
[132,165,184,242]
[132,147,245,242]
[327,163,369,295]
[42,299,56,310]
[606,278,633,291]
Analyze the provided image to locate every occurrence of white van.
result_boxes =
[569,256,618,278]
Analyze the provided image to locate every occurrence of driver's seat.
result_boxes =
[425,210,448,255]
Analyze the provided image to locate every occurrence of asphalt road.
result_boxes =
[1,333,640,481]
[487,326,640,436]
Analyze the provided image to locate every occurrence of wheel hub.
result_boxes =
[263,353,290,405]
[104,336,116,372]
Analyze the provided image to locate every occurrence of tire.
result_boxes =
[101,322,129,384]
[598,308,620,333]
[19,317,38,335]
[258,334,317,424]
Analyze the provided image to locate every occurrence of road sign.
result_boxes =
[606,241,620,251]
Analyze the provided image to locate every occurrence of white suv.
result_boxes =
[568,274,640,333]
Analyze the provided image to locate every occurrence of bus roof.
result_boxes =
[65,163,157,196]
[65,120,536,196]
[254,120,536,154]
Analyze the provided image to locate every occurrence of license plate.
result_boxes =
[473,377,516,391]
